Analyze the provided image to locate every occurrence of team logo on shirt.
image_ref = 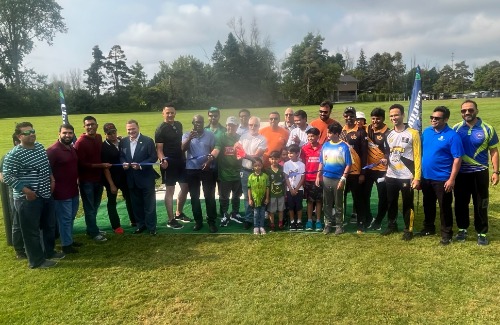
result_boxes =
[224,147,235,155]
[438,136,445,141]
[376,135,383,141]
[476,132,484,140]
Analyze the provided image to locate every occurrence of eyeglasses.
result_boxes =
[319,110,329,114]
[106,131,117,135]
[19,129,36,136]
[460,108,475,114]
[429,116,444,121]
[248,124,260,127]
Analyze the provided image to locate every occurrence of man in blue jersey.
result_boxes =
[453,100,499,245]
[420,106,464,245]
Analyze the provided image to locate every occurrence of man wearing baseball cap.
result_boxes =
[101,123,136,234]
[209,116,243,227]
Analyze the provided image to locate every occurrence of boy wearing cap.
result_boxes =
[356,111,368,131]
[210,116,243,227]
[300,127,323,231]
[101,122,136,234]
[340,106,368,233]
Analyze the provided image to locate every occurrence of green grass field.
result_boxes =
[0,99,499,324]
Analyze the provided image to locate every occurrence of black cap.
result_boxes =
[343,106,356,115]
[103,123,117,134]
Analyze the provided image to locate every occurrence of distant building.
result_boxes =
[335,75,359,102]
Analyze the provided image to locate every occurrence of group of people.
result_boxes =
[1,100,498,268]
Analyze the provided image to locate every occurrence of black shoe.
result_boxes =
[130,223,137,228]
[402,231,414,241]
[72,241,84,247]
[175,213,193,223]
[381,228,397,236]
[16,252,27,260]
[296,222,303,231]
[418,229,436,237]
[440,238,452,246]
[62,245,79,254]
[149,230,157,236]
[193,223,203,231]
[209,224,218,233]
[167,219,184,229]
[133,226,147,234]
[243,221,252,230]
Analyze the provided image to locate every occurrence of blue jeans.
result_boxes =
[253,205,266,228]
[79,182,103,237]
[14,196,56,268]
[54,196,79,246]
[240,169,253,222]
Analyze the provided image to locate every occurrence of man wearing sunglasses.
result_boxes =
[2,123,63,268]
[453,100,499,245]
[311,100,336,144]
[419,106,464,246]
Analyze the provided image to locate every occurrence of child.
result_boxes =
[300,127,323,231]
[248,157,270,235]
[283,144,305,231]
[266,150,286,231]
[279,147,289,167]
[315,122,351,235]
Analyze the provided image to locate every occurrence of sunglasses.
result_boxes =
[461,108,475,114]
[20,129,36,136]
[319,110,329,114]
[429,116,444,121]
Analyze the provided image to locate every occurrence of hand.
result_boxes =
[189,130,198,140]
[102,163,112,168]
[358,174,365,184]
[160,159,168,169]
[131,163,140,170]
[411,179,421,190]
[315,177,321,187]
[110,185,118,195]
[492,173,499,186]
[444,179,455,192]
[23,188,36,201]
[248,199,254,207]
[293,135,300,144]
[123,163,130,170]
[380,159,388,166]
[337,181,345,190]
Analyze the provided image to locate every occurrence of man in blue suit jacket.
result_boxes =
[120,120,158,235]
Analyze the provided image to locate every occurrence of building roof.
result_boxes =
[339,75,359,83]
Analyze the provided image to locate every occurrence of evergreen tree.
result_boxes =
[84,45,107,97]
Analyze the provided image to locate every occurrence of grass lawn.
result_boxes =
[0,99,499,324]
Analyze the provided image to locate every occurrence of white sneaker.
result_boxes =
[93,234,107,242]
[259,227,266,235]
[253,227,260,235]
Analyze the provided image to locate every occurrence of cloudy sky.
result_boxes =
[26,0,500,80]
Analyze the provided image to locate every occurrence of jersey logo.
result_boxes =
[438,135,445,141]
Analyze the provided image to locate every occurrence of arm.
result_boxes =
[444,157,461,192]
[490,147,499,185]
[156,143,168,169]
[315,162,323,187]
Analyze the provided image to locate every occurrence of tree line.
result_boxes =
[1,1,500,118]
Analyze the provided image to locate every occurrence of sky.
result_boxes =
[26,0,500,81]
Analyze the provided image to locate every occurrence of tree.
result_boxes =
[474,61,500,90]
[0,0,67,88]
[433,65,454,93]
[453,61,472,93]
[106,45,131,92]
[84,45,107,97]
[281,32,342,104]
[353,49,369,92]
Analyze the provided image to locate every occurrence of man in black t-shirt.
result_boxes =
[155,105,188,229]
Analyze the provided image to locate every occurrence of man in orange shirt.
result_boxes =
[259,111,289,168]
[311,100,336,144]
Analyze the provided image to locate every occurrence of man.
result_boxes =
[120,120,158,235]
[237,109,251,136]
[210,116,242,227]
[74,116,111,242]
[382,104,421,241]
[340,106,368,232]
[259,111,289,168]
[101,123,135,234]
[311,100,336,144]
[364,108,390,231]
[453,100,499,245]
[182,115,218,233]
[286,109,311,148]
[236,116,268,229]
[420,106,464,245]
[46,124,80,254]
[2,122,63,268]
[205,106,227,138]
[281,107,296,132]
[155,105,187,230]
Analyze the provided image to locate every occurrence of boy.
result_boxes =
[248,158,270,235]
[266,151,286,231]
[300,127,323,231]
[316,122,352,235]
[283,144,305,231]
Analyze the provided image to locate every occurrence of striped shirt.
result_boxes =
[2,142,52,199]
[386,126,421,180]
[367,124,390,171]
[453,118,499,173]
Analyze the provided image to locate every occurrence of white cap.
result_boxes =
[356,112,366,120]
[226,116,238,125]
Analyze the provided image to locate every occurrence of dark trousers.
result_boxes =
[129,186,157,232]
[363,170,388,224]
[218,179,242,216]
[386,177,414,231]
[421,178,453,239]
[14,197,56,268]
[345,174,366,228]
[454,170,490,234]
[187,169,217,225]
[105,184,136,229]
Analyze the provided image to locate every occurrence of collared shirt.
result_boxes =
[130,134,140,159]
[237,125,249,136]
[182,130,215,170]
[453,118,499,173]
[287,124,312,147]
